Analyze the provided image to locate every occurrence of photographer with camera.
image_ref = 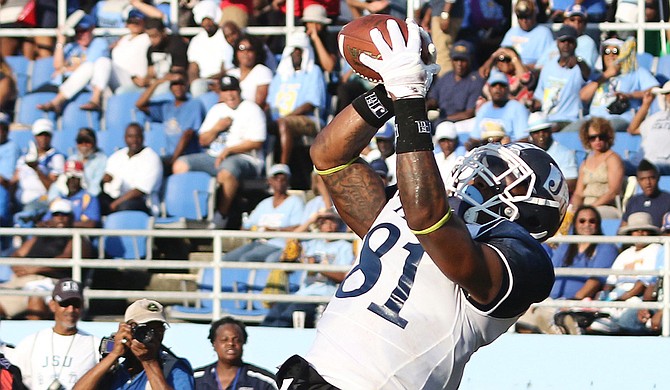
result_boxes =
[73,299,194,390]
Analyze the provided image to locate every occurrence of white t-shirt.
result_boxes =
[640,110,670,164]
[227,64,274,104]
[606,243,662,289]
[187,29,234,77]
[198,100,267,164]
[8,328,100,390]
[111,33,151,77]
[104,146,163,208]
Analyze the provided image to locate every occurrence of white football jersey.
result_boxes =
[305,193,552,389]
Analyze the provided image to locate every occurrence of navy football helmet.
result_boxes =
[446,143,569,241]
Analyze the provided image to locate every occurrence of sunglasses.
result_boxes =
[517,14,532,19]
[76,137,93,144]
[58,300,82,308]
[237,44,252,52]
[588,133,608,142]
[577,218,597,224]
[497,55,512,63]
[603,47,619,55]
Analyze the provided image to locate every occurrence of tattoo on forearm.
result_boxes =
[324,166,386,231]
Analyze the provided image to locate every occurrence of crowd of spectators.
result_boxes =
[0,0,669,334]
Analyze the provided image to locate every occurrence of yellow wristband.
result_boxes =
[410,208,453,235]
[314,157,359,176]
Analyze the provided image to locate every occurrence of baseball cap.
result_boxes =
[451,40,472,61]
[662,212,670,232]
[301,4,332,24]
[433,121,458,142]
[125,9,145,22]
[602,37,624,49]
[375,120,395,140]
[565,4,587,18]
[556,25,578,42]
[488,71,509,86]
[193,0,222,25]
[50,198,73,214]
[269,163,291,177]
[124,298,168,324]
[369,158,389,177]
[65,160,85,178]
[52,278,84,303]
[515,0,536,17]
[220,76,240,91]
[76,14,96,30]
[527,112,554,133]
[32,118,54,136]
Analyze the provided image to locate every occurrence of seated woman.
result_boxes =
[516,205,619,333]
[226,34,273,110]
[571,117,625,219]
[35,14,110,114]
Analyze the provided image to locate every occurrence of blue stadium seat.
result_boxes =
[8,129,33,154]
[16,92,57,126]
[145,122,168,157]
[224,268,271,320]
[637,52,654,72]
[553,131,584,153]
[104,91,147,133]
[659,175,670,192]
[612,132,641,160]
[656,55,670,81]
[156,171,216,223]
[197,91,219,112]
[29,57,55,92]
[6,55,30,98]
[61,92,101,131]
[601,218,621,236]
[97,130,126,156]
[101,210,153,259]
[52,125,81,156]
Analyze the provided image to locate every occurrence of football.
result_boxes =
[338,14,433,83]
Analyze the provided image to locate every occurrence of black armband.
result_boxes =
[394,98,433,154]
[352,84,394,128]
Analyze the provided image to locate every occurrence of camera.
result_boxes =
[132,323,155,345]
[99,334,116,357]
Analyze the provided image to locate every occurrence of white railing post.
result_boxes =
[212,232,223,321]
[72,231,82,282]
[663,238,669,336]
[286,0,295,42]
[58,0,67,28]
[637,0,646,52]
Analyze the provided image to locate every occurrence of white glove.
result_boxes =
[359,19,440,99]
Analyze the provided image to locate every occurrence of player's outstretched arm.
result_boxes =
[310,91,389,238]
[361,19,505,304]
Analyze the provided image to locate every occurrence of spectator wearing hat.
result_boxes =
[136,72,206,169]
[74,299,194,390]
[0,200,94,320]
[427,40,484,131]
[500,0,555,67]
[261,209,354,328]
[620,160,670,228]
[577,36,659,133]
[8,278,100,389]
[68,128,107,197]
[530,25,589,129]
[466,72,529,150]
[433,121,464,186]
[420,0,464,77]
[267,31,327,166]
[43,160,101,228]
[223,164,304,263]
[140,18,188,88]
[101,123,163,216]
[627,82,670,175]
[188,0,234,97]
[11,119,65,227]
[526,112,578,194]
[549,0,606,22]
[0,116,20,229]
[479,46,535,105]
[194,317,276,389]
[173,75,266,227]
[36,14,111,114]
[536,5,599,70]
[602,212,664,302]
[369,158,390,186]
[301,4,338,73]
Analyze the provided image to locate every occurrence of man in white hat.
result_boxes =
[74,299,194,389]
[432,121,464,186]
[301,4,338,73]
[627,81,670,175]
[11,118,66,228]
[187,0,234,97]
